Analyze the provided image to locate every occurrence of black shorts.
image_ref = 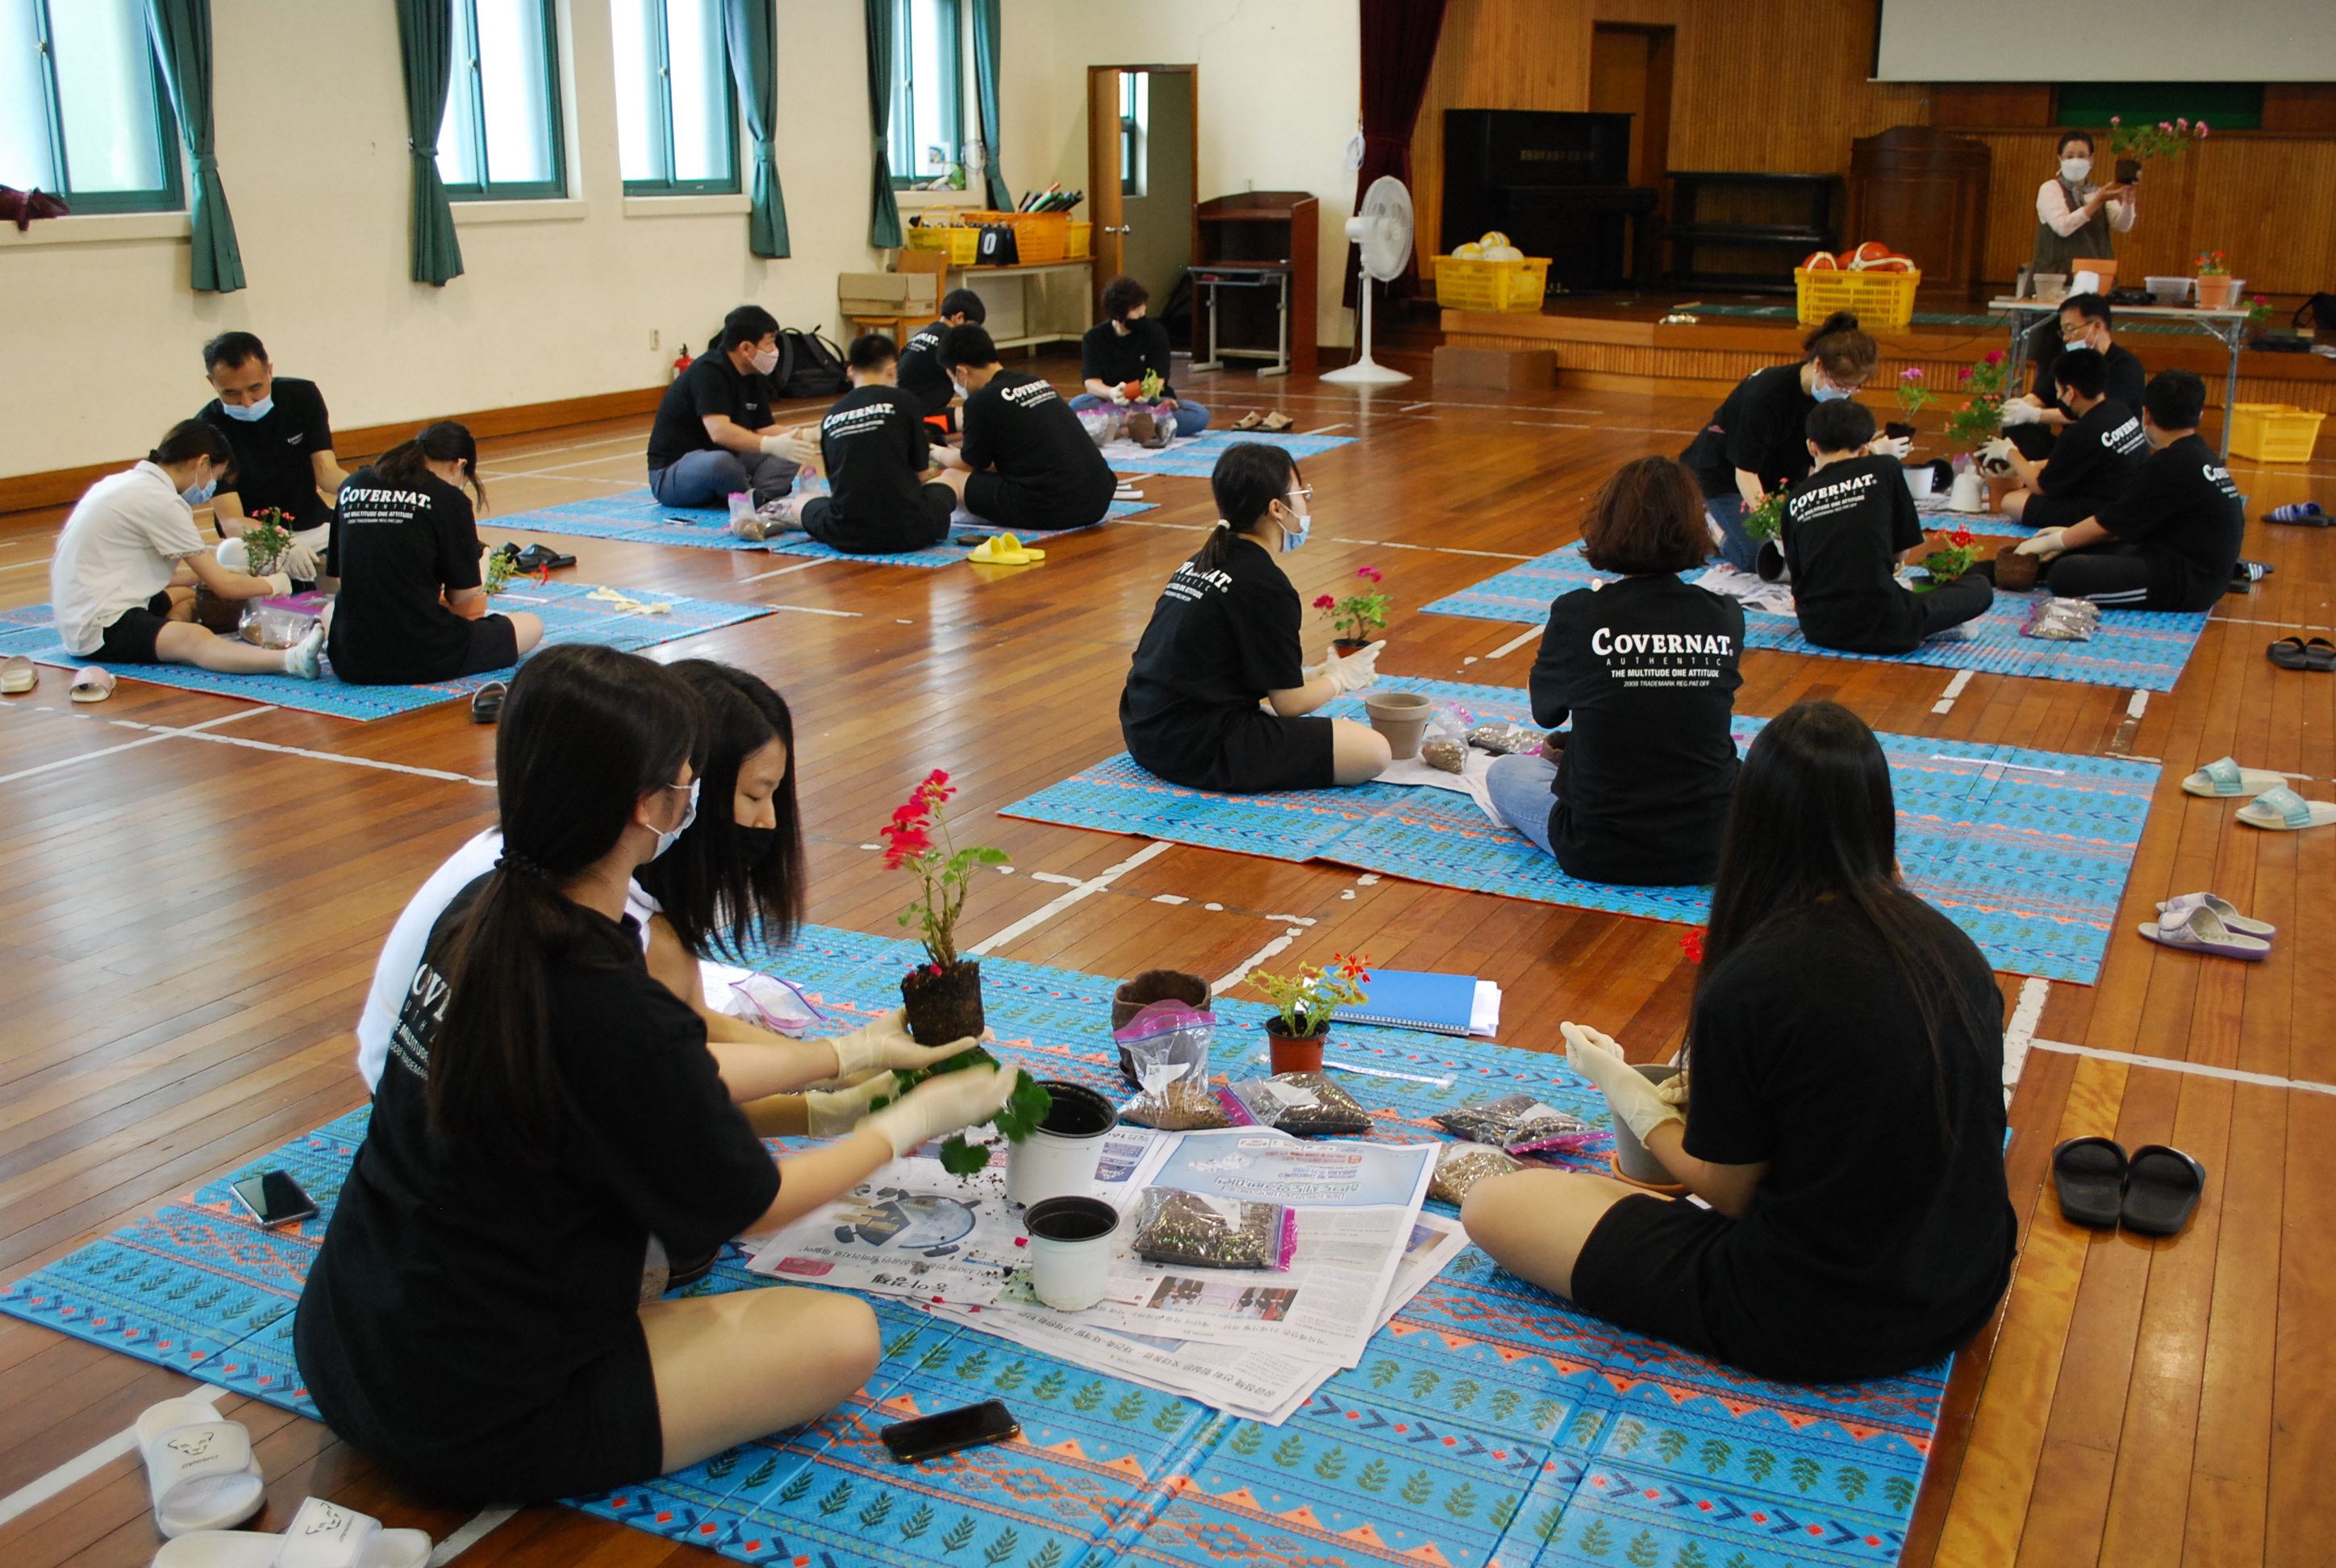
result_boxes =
[94,591,177,665]
[1137,708,1337,794]
[963,471,1111,533]
[2017,492,2095,532]
[457,614,522,676]
[800,485,955,555]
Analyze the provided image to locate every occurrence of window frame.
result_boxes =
[619,0,741,198]
[886,0,965,191]
[439,0,569,202]
[9,0,184,215]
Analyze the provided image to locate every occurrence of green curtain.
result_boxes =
[146,0,244,292]
[969,0,1009,212]
[723,0,789,258]
[864,0,902,248]
[394,0,464,285]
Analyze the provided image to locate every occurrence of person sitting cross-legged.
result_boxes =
[897,288,986,436]
[1070,274,1209,439]
[645,304,813,509]
[49,419,325,681]
[765,334,965,556]
[1998,348,2146,528]
[931,325,1118,533]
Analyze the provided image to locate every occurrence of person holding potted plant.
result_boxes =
[1460,701,2015,1384]
[299,645,1020,1505]
[1681,312,1879,571]
[1780,401,1993,654]
[1120,443,1391,792]
[2029,131,2134,284]
[1484,457,1742,886]
[1071,274,1210,440]
[1996,349,2147,529]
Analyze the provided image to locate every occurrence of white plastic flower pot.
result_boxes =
[1024,1195,1120,1311]
[1609,1063,1684,1185]
[1004,1081,1114,1207]
[1948,471,1987,513]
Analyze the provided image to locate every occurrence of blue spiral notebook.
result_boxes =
[1341,970,1495,1036]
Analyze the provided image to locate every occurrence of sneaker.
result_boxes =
[283,623,326,681]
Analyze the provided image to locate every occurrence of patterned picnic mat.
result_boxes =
[1101,428,1358,480]
[1,924,1953,1568]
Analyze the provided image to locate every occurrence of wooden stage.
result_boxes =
[0,358,2330,1566]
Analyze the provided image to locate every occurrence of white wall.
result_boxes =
[0,0,1361,481]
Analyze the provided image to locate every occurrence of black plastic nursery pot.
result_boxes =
[901,959,985,1045]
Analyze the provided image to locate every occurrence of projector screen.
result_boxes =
[1875,0,2336,81]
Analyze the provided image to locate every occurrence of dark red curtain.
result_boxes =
[1344,0,1447,307]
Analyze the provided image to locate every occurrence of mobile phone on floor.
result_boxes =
[229,1170,319,1228]
[879,1399,1020,1463]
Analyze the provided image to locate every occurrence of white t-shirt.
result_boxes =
[50,462,211,655]
[356,829,657,1089]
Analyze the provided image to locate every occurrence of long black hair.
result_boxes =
[375,420,486,507]
[427,645,705,1157]
[1801,311,1878,384]
[149,419,235,477]
[634,660,806,961]
[1699,701,1996,1143]
[1192,442,1303,574]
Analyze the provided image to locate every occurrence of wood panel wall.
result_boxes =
[1407,0,2336,294]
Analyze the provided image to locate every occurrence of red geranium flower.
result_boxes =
[1679,928,1706,964]
[1356,565,1383,584]
[1313,594,1336,611]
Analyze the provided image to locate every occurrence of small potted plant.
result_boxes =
[2194,251,2240,310]
[2107,115,2208,186]
[1245,952,1370,1074]
[1917,523,1980,591]
[880,769,1008,1044]
[1737,483,1791,581]
[239,508,297,579]
[1942,350,2009,452]
[2245,294,2274,332]
[1888,365,1933,443]
[1314,565,1391,654]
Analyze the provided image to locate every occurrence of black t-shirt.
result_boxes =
[1081,318,1176,398]
[961,370,1116,515]
[1681,363,1819,500]
[1782,455,1927,653]
[1529,573,1742,885]
[896,319,954,418]
[325,467,488,685]
[647,352,774,471]
[198,377,335,536]
[1682,896,2015,1380]
[2092,433,2246,610]
[1120,536,1304,779]
[818,384,941,548]
[2036,398,2146,511]
[2029,329,2146,419]
[295,879,778,1464]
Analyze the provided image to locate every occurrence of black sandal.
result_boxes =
[2308,637,2336,673]
[2269,637,2312,669]
[511,543,576,571]
[470,679,508,724]
[2051,1136,2127,1228]
[2120,1145,2206,1236]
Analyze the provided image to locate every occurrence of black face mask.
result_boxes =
[734,824,778,863]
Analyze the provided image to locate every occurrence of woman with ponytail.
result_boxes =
[1120,443,1391,792]
[1461,702,2014,1383]
[1681,311,1882,571]
[327,420,544,685]
[300,646,1020,1502]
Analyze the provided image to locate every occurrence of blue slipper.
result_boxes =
[2263,503,2326,525]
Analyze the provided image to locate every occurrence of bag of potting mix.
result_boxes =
[1217,1073,1373,1137]
[1115,1003,1228,1129]
[2021,597,2100,641]
[1130,1187,1297,1270]
[1465,720,1547,757]
[1433,1093,1601,1157]
[1420,707,1471,775]
[721,971,829,1037]
[1428,1140,1523,1205]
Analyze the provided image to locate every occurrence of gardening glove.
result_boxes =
[1867,434,1913,460]
[2014,527,2067,557]
[1311,640,1383,695]
[1975,438,2018,478]
[866,1061,1022,1158]
[807,1071,899,1137]
[824,1007,982,1078]
[1998,399,2043,428]
[262,572,295,598]
[760,426,816,463]
[282,540,322,581]
[1560,1022,1683,1144]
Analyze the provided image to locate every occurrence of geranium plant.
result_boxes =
[2196,250,2230,277]
[1941,350,2010,450]
[1895,365,1934,426]
[1246,952,1371,1039]
[1918,523,1980,589]
[2109,115,2208,165]
[1313,565,1391,645]
[882,769,1008,968]
[239,507,296,579]
[2246,294,2273,328]
[1737,483,1789,543]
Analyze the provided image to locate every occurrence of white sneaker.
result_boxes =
[283,623,326,681]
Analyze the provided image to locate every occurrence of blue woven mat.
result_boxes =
[1423,545,2209,693]
[490,490,1156,568]
[8,583,770,721]
[1104,429,1358,479]
[0,923,1949,1568]
[1002,677,2153,984]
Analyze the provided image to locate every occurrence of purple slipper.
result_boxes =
[2139,899,2271,960]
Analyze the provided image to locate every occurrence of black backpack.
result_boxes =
[774,328,847,398]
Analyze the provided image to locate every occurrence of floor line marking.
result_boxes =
[428,1505,523,1566]
[2027,1038,2336,1098]
[1931,669,1974,715]
[0,704,273,787]
[0,1382,232,1527]
[763,603,861,618]
[1299,423,1352,436]
[2108,689,2148,756]
[1214,927,1308,996]
[2209,615,2336,632]
[2003,978,2050,1095]
[5,703,494,786]
[1485,628,1542,660]
[735,560,827,584]
[968,840,1173,956]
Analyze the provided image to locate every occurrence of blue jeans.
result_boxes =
[1068,394,1210,436]
[649,448,797,508]
[1703,494,1763,573]
[1485,752,1558,856]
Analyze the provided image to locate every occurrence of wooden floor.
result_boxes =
[2,358,2331,1567]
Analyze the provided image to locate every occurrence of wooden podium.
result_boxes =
[1191,192,1317,376]
[1847,127,1991,301]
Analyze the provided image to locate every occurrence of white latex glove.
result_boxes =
[282,540,321,580]
[1318,640,1383,695]
[2013,527,2067,557]
[807,1071,899,1137]
[1867,434,1913,460]
[262,571,294,598]
[1109,388,1131,406]
[865,1061,1022,1158]
[1560,1021,1683,1144]
[1975,438,2017,478]
[760,427,816,463]
[824,1007,982,1078]
[1998,399,2043,428]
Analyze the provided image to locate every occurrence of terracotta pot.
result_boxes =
[2194,275,2241,310]
[1362,690,1433,759]
[2115,158,2142,186]
[1264,1018,1325,1075]
[900,959,984,1045]
[1994,544,2041,592]
[1332,638,1374,657]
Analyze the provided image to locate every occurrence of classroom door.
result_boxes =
[1087,65,1199,341]
[1588,24,1674,287]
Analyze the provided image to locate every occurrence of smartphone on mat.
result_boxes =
[229,1170,319,1228]
[880,1400,1020,1463]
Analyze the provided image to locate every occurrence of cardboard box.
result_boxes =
[1432,344,1555,392]
[837,272,938,315]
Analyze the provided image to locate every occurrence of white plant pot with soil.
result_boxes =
[1005,1081,1115,1207]
[1608,1062,1685,1186]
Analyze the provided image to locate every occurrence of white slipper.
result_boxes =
[1,654,32,694]
[2236,786,2336,832]
[152,1496,432,1568]
[137,1396,265,1539]
[2182,757,2287,798]
[2156,891,2275,939]
[70,666,115,703]
[2138,901,2271,961]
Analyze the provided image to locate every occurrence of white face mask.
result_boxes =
[2059,156,2092,184]
[650,778,700,861]
[748,344,779,377]
[219,395,273,422]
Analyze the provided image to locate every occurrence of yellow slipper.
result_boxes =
[968,533,1044,565]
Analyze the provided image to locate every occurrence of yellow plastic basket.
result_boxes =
[1066,220,1091,259]
[905,225,980,265]
[2226,402,2328,463]
[962,210,1068,265]
[1433,255,1550,312]
[1794,266,1921,328]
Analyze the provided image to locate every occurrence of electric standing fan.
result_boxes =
[1323,175,1416,386]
